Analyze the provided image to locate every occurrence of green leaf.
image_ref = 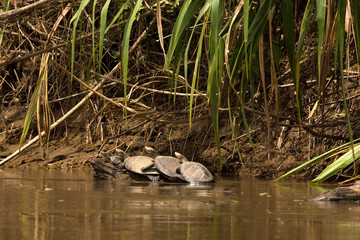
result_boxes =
[207,0,224,169]
[70,0,91,85]
[164,0,203,68]
[337,0,355,168]
[311,145,360,183]
[281,0,295,74]
[19,69,46,149]
[99,0,111,73]
[294,0,314,127]
[276,141,358,181]
[316,0,326,81]
[122,0,144,117]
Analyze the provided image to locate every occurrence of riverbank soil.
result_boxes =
[1,79,359,180]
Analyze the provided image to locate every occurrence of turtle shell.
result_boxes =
[154,156,183,181]
[124,156,158,175]
[179,162,214,183]
[311,181,360,201]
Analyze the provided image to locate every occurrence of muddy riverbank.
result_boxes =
[0,102,343,180]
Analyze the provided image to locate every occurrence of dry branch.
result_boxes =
[0,80,103,166]
[0,0,67,21]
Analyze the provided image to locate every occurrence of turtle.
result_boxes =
[118,149,160,182]
[311,181,360,201]
[87,157,128,180]
[100,150,125,169]
[144,146,184,182]
[174,152,214,183]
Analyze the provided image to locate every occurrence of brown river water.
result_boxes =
[1,169,360,240]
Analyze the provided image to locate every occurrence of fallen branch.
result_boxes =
[0,0,67,21]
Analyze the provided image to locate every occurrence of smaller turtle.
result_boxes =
[311,181,360,201]
[87,157,127,180]
[175,152,214,183]
[120,149,160,182]
[144,146,184,182]
[100,150,125,169]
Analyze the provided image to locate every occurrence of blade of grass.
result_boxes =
[276,139,360,181]
[316,0,326,82]
[122,0,144,118]
[311,144,360,183]
[185,3,210,125]
[99,0,111,73]
[70,0,90,87]
[19,69,44,149]
[294,0,314,128]
[164,0,202,68]
[337,0,355,172]
[207,0,224,170]
[281,0,295,75]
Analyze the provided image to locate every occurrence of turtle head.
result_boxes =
[144,146,159,157]
[100,151,111,162]
[175,152,188,163]
[115,149,130,160]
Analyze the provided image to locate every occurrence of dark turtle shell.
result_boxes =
[311,181,360,201]
[179,162,214,183]
[124,156,160,182]
[154,156,184,181]
[101,151,124,168]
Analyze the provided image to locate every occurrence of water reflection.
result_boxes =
[1,169,360,239]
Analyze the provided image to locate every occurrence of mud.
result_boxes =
[0,101,339,180]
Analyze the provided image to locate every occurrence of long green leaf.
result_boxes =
[106,1,129,33]
[19,69,46,149]
[294,0,314,127]
[165,0,203,68]
[247,0,276,45]
[281,0,295,74]
[316,0,326,81]
[337,0,355,170]
[311,145,360,183]
[184,1,211,89]
[188,13,208,125]
[207,0,224,169]
[276,139,360,181]
[99,0,111,73]
[122,0,143,117]
[70,0,90,86]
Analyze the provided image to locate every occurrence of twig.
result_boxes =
[0,80,104,165]
[0,0,63,21]
[50,59,138,114]
[91,71,207,97]
[0,20,127,68]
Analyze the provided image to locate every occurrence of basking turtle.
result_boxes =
[119,149,160,182]
[175,152,214,183]
[87,157,127,180]
[100,150,125,169]
[311,181,360,201]
[144,146,184,182]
